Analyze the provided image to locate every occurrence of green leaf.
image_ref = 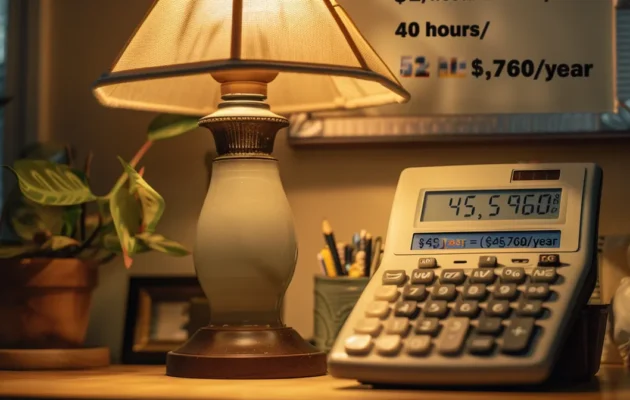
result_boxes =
[6,160,96,205]
[136,232,190,256]
[20,142,68,164]
[109,180,143,267]
[61,206,82,238]
[147,114,199,142]
[118,157,164,234]
[0,244,38,258]
[43,236,80,251]
[9,200,66,240]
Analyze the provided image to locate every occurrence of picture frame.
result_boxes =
[288,7,630,145]
[122,277,209,364]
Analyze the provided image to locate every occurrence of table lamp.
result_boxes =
[93,0,409,379]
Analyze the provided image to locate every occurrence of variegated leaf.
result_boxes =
[147,114,199,142]
[43,236,80,251]
[109,181,143,268]
[0,244,38,259]
[7,160,96,205]
[119,157,164,234]
[136,232,190,256]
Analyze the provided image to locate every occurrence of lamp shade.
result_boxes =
[93,0,409,116]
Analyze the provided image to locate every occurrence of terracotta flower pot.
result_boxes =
[0,258,98,349]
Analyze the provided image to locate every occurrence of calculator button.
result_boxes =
[478,256,498,268]
[424,300,449,318]
[354,319,382,336]
[470,268,495,284]
[418,257,438,269]
[406,335,432,356]
[531,268,557,283]
[463,284,487,300]
[502,318,535,354]
[468,335,495,355]
[403,285,427,301]
[493,284,518,300]
[538,254,560,267]
[415,317,441,336]
[517,300,543,317]
[394,301,419,318]
[375,335,402,356]
[365,301,390,319]
[344,334,373,355]
[477,316,503,335]
[382,270,407,286]
[410,269,435,285]
[486,300,511,317]
[440,269,466,285]
[437,317,470,355]
[385,318,410,335]
[432,284,457,301]
[454,300,479,317]
[524,283,550,300]
[374,285,400,302]
[501,267,526,284]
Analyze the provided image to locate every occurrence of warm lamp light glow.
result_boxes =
[93,0,410,116]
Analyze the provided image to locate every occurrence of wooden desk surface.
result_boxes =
[0,365,628,400]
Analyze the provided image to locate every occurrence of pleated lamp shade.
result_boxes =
[93,0,409,116]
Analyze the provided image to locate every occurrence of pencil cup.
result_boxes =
[313,275,369,352]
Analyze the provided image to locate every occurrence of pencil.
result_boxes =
[344,245,353,273]
[365,233,373,276]
[317,253,328,276]
[320,248,337,277]
[337,242,346,267]
[359,229,367,251]
[322,219,345,276]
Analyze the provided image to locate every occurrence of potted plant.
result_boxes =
[0,115,199,352]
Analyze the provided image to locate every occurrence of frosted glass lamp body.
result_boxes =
[194,157,297,327]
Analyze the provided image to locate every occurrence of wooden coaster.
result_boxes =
[0,347,110,370]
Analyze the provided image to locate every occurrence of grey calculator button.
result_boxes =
[486,300,511,317]
[531,268,557,283]
[415,317,441,336]
[468,335,495,355]
[470,268,495,284]
[418,257,438,269]
[410,269,435,285]
[502,317,535,354]
[385,317,410,335]
[524,283,550,300]
[478,256,497,268]
[403,285,427,301]
[432,284,457,301]
[493,284,518,300]
[501,267,526,284]
[354,318,382,336]
[374,285,400,302]
[382,270,407,286]
[517,300,543,317]
[437,317,470,355]
[440,269,466,285]
[365,301,390,319]
[375,335,402,356]
[463,284,487,300]
[454,300,479,317]
[394,301,419,318]
[406,335,432,356]
[477,316,503,335]
[424,300,449,318]
[538,254,560,267]
[344,334,373,355]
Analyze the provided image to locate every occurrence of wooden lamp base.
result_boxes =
[166,326,327,379]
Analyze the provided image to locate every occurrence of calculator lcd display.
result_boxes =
[411,231,561,250]
[421,189,562,221]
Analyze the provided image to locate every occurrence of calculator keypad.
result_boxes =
[352,262,559,358]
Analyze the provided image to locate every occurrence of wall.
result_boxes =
[39,0,630,361]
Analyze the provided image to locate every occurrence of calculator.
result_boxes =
[328,163,602,385]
